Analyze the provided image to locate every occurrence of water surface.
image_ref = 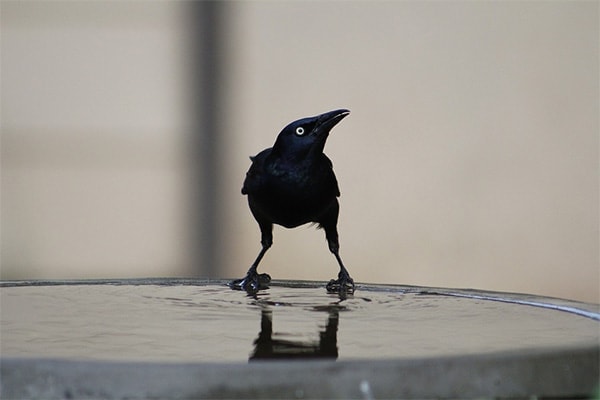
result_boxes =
[2,281,598,363]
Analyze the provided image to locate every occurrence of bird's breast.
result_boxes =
[249,168,338,227]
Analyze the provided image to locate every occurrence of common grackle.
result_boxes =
[230,109,354,294]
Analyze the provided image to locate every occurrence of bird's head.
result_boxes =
[271,109,350,162]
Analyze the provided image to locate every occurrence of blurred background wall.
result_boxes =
[1,1,598,303]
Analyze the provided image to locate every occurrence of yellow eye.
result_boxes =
[295,127,305,136]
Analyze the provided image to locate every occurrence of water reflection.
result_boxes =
[250,306,339,361]
[244,288,348,361]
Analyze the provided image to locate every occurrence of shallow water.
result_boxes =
[1,282,598,363]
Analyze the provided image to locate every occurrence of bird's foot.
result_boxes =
[229,270,271,293]
[326,273,355,294]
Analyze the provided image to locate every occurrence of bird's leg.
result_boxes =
[320,206,355,294]
[230,243,272,293]
[326,242,355,294]
[230,222,273,293]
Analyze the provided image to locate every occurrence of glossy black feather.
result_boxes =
[231,109,354,294]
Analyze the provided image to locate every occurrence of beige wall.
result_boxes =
[2,2,194,277]
[2,1,598,303]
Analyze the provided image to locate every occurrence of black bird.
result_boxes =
[230,109,354,294]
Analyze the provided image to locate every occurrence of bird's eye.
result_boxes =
[295,127,305,136]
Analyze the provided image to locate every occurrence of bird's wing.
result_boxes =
[321,154,341,197]
[241,148,272,195]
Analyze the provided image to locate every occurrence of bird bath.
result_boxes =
[1,279,598,398]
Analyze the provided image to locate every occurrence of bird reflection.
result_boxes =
[249,306,339,361]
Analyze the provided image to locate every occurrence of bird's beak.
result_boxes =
[313,109,350,136]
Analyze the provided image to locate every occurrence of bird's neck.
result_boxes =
[270,146,312,164]
[266,151,321,179]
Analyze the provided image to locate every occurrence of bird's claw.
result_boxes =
[230,272,271,293]
[326,275,355,294]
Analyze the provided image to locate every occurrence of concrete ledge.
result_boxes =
[2,345,598,399]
